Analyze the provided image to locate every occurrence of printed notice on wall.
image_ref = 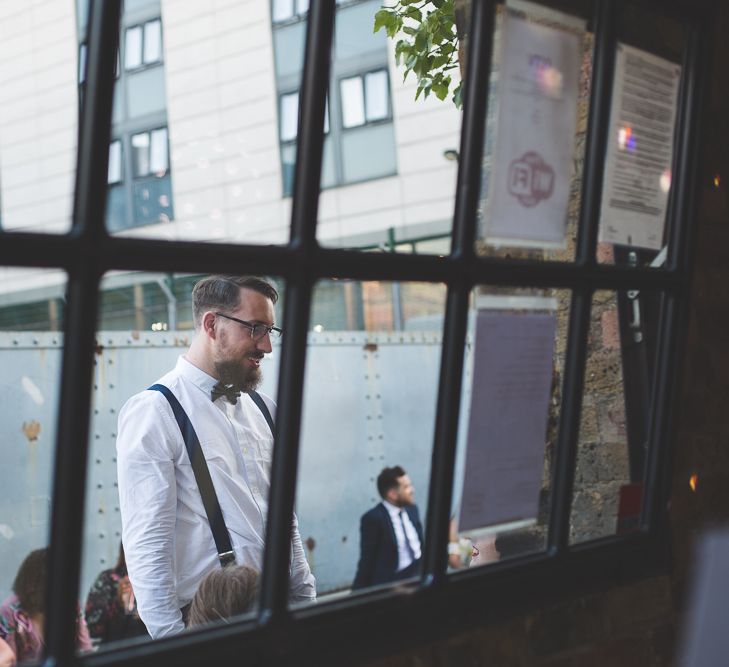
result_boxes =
[599,44,682,250]
[458,311,556,533]
[483,12,582,248]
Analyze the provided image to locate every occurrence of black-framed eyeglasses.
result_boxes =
[215,312,283,341]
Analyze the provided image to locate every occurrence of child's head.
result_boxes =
[187,565,259,627]
[14,548,48,615]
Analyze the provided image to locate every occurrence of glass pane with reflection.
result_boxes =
[80,272,286,649]
[0,268,68,663]
[569,289,660,543]
[293,279,446,603]
[0,4,80,235]
[596,5,686,270]
[450,286,569,571]
[476,2,592,263]
[317,0,459,252]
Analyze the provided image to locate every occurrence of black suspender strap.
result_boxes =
[247,390,275,435]
[149,384,236,567]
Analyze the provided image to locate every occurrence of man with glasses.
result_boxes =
[117,275,316,639]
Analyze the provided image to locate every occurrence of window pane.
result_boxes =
[293,279,446,604]
[150,127,169,175]
[124,26,143,70]
[364,70,389,121]
[143,19,162,64]
[272,21,306,78]
[79,43,87,84]
[0,5,81,234]
[295,0,310,15]
[596,7,685,268]
[133,174,173,225]
[280,92,299,142]
[0,268,68,660]
[80,273,282,648]
[108,141,122,185]
[475,4,592,262]
[341,123,397,183]
[340,76,365,128]
[106,184,128,232]
[272,0,294,23]
[127,66,167,117]
[131,132,150,177]
[450,287,570,571]
[334,0,388,62]
[570,289,660,543]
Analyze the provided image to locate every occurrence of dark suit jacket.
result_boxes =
[352,502,423,590]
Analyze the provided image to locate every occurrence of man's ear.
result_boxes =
[202,311,217,339]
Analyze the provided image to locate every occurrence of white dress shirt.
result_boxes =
[117,356,316,639]
[382,500,422,572]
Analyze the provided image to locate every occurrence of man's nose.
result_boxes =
[257,332,273,353]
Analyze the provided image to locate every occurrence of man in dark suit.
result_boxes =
[352,466,424,590]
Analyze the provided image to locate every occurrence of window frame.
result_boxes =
[123,17,164,72]
[338,67,392,129]
[0,1,712,666]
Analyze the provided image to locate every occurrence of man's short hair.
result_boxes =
[377,465,406,499]
[192,275,278,329]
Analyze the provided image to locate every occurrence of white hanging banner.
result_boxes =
[599,44,682,250]
[484,12,582,248]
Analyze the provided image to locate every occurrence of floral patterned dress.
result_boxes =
[0,593,92,662]
[85,568,147,644]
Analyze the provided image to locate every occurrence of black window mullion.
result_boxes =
[642,10,712,530]
[546,0,618,554]
[288,0,334,251]
[45,1,120,662]
[665,12,710,274]
[259,0,334,621]
[74,0,120,240]
[547,288,593,553]
[422,0,495,583]
[575,0,618,265]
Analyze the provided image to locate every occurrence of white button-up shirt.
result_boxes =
[382,501,422,572]
[117,356,316,639]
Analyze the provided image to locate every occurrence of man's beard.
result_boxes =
[214,358,262,393]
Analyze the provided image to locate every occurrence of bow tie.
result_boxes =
[211,382,241,405]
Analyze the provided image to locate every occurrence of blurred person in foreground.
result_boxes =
[187,565,259,628]
[85,543,147,645]
[0,548,92,662]
[352,466,423,589]
[117,275,315,639]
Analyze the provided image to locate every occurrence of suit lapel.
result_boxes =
[378,502,399,551]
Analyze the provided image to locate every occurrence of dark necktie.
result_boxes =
[211,382,241,405]
[399,511,416,561]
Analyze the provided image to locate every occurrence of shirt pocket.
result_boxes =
[182,438,238,476]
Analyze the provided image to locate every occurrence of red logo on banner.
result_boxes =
[508,151,555,207]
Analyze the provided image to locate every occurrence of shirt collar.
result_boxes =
[176,355,219,397]
[383,500,403,518]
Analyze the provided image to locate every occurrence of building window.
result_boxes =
[78,5,172,232]
[131,127,169,178]
[272,0,397,196]
[340,69,390,128]
[106,127,173,232]
[124,19,163,71]
[108,140,122,185]
[272,0,310,24]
